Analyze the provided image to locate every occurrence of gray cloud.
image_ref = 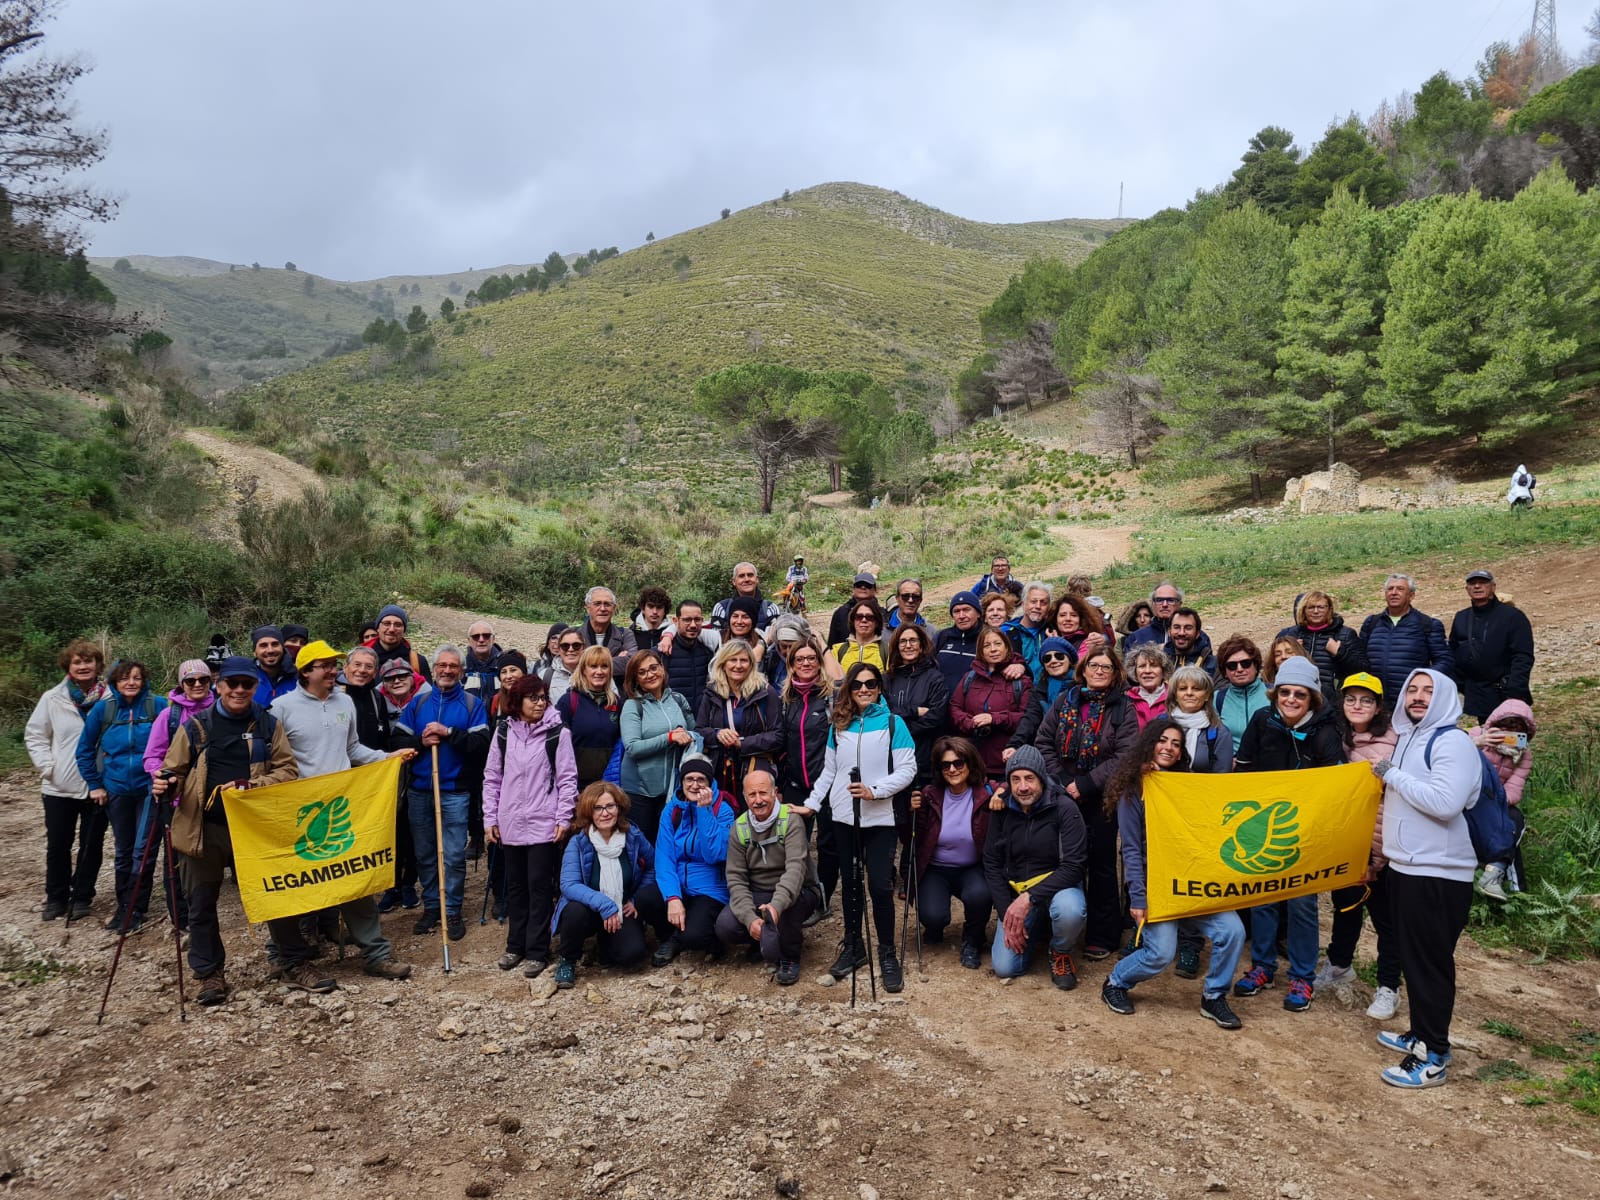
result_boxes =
[55,0,1589,279]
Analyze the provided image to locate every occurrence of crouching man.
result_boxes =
[716,770,820,986]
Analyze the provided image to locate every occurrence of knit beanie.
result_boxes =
[498,650,528,674]
[679,753,715,784]
[280,623,310,642]
[950,590,981,614]
[251,624,283,648]
[177,658,212,682]
[728,596,761,625]
[1006,744,1049,787]
[1272,657,1320,695]
[377,604,409,630]
[1041,636,1074,658]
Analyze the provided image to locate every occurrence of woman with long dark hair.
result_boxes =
[780,637,838,919]
[910,736,993,968]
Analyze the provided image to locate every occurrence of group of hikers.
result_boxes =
[25,551,1538,1090]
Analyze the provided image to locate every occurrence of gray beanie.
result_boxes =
[1272,656,1320,695]
[1006,744,1049,787]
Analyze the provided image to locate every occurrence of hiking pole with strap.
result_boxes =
[900,802,922,974]
[96,790,162,1025]
[849,778,877,1007]
[479,840,496,925]
[430,745,452,973]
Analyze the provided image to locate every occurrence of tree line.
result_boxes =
[967,55,1600,499]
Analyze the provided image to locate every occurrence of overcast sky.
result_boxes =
[53,0,1593,280]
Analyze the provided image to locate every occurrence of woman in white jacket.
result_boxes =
[1369,668,1481,1090]
[805,661,916,992]
[23,639,111,922]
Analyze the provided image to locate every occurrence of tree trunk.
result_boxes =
[829,459,842,491]
[1127,439,1139,468]
[1327,413,1336,470]
[1249,471,1263,503]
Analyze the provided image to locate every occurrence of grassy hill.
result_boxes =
[240,183,1124,488]
[86,257,538,389]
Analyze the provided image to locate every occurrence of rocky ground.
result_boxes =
[1,770,1597,1200]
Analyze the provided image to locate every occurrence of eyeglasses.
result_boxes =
[940,759,965,771]
[1225,659,1255,671]
[592,803,618,813]
[1042,652,1071,663]
[1153,596,1179,606]
[1084,662,1115,672]
[469,633,493,641]
[850,681,880,692]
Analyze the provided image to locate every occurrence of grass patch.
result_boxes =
[0,944,76,987]
[1483,1018,1527,1041]
[1547,1052,1600,1115]
[1475,1058,1535,1083]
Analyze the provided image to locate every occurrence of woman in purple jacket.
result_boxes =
[485,674,578,978]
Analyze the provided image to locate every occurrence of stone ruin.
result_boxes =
[1283,462,1362,514]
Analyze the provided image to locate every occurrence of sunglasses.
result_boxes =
[854,613,877,621]
[1225,659,1255,671]
[1276,687,1313,701]
[559,642,583,651]
[1153,597,1179,605]
[1042,652,1071,663]
[218,679,255,690]
[850,680,881,692]
[898,593,922,602]
[469,633,493,641]
[940,759,965,771]
[182,676,212,685]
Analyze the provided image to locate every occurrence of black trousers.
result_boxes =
[502,842,559,960]
[837,822,897,952]
[715,887,820,962]
[1388,869,1473,1055]
[1079,798,1122,951]
[555,900,647,966]
[626,791,666,848]
[1327,870,1402,989]
[784,780,838,902]
[42,793,108,907]
[917,861,991,948]
[634,882,723,951]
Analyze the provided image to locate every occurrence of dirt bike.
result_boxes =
[777,582,806,614]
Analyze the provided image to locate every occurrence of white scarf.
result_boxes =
[588,827,626,908]
[746,803,782,835]
[1170,706,1210,758]
[1135,685,1167,708]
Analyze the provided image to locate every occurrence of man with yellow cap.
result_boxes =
[266,641,415,989]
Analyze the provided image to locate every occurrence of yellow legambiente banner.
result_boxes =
[1144,763,1382,922]
[221,757,403,923]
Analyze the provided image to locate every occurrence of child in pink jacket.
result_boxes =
[1471,699,1535,900]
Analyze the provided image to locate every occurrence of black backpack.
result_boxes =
[494,718,563,778]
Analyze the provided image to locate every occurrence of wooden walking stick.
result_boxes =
[430,745,452,973]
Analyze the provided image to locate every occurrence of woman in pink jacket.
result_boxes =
[1472,698,1535,900]
[1318,672,1403,1019]
[484,674,578,978]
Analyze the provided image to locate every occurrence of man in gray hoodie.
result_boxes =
[1369,668,1480,1089]
[268,641,415,989]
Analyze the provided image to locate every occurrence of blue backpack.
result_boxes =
[1424,728,1518,864]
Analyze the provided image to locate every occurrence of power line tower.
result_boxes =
[1530,0,1560,78]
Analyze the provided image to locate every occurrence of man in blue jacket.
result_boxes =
[395,645,490,941]
[1359,575,1455,706]
[250,625,296,708]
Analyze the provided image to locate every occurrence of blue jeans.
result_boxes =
[408,787,468,916]
[1248,895,1318,983]
[990,887,1086,978]
[1110,910,1246,999]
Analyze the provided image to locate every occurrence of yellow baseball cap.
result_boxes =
[294,639,344,671]
[1340,672,1383,697]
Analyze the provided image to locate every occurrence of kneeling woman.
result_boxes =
[911,736,994,968]
[635,753,737,966]
[1099,719,1246,1028]
[552,783,655,989]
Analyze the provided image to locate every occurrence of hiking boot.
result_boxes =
[497,952,524,971]
[880,952,904,994]
[652,935,682,967]
[1174,940,1201,979]
[69,900,94,921]
[412,910,440,935]
[1283,979,1315,1013]
[103,910,126,932]
[1050,950,1078,991]
[1367,986,1401,1020]
[1233,965,1275,997]
[399,884,420,909]
[1083,944,1113,962]
[446,914,467,941]
[41,901,67,922]
[802,899,828,929]
[376,888,401,914]
[553,957,577,989]
[282,962,337,993]
[775,959,801,987]
[959,942,982,970]
[364,958,412,980]
[196,971,229,1006]
[522,958,548,979]
[1200,995,1243,1030]
[1381,1052,1449,1089]
[829,939,869,980]
[1476,863,1509,902]
[1376,1029,1451,1063]
[1101,979,1135,1015]
[1313,960,1357,989]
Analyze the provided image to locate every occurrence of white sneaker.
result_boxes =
[1313,960,1357,989]
[1476,864,1508,902]
[1366,985,1400,1020]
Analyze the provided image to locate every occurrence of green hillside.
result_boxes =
[244,183,1122,484]
[86,257,537,388]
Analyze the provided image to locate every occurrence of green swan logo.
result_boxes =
[294,795,355,862]
[1219,799,1301,875]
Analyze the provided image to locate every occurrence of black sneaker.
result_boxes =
[880,952,904,993]
[69,901,93,921]
[413,910,440,935]
[1101,979,1136,1015]
[1200,995,1243,1030]
[828,939,869,980]
[959,942,982,970]
[775,959,801,987]
[652,935,682,967]
[1175,940,1201,980]
[103,911,126,932]
[802,897,829,928]
[446,914,467,941]
[41,901,67,922]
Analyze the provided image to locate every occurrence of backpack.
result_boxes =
[493,717,562,778]
[1423,728,1518,864]
[732,803,792,845]
[91,693,161,770]
[959,671,1025,712]
[183,706,279,770]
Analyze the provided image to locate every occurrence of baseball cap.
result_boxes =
[1340,672,1383,697]
[1465,569,1494,583]
[380,658,413,679]
[216,655,259,682]
[294,639,344,671]
[853,572,877,588]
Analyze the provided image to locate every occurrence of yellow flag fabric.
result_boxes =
[1144,763,1382,922]
[221,757,403,923]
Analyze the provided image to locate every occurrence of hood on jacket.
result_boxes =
[165,686,214,719]
[672,777,729,810]
[1390,668,1463,736]
[112,677,154,709]
[1484,698,1536,737]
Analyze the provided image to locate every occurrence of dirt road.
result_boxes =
[185,427,323,508]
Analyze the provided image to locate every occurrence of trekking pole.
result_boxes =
[850,787,877,1006]
[430,746,452,973]
[96,792,161,1025]
[479,840,496,925]
[162,824,187,1022]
